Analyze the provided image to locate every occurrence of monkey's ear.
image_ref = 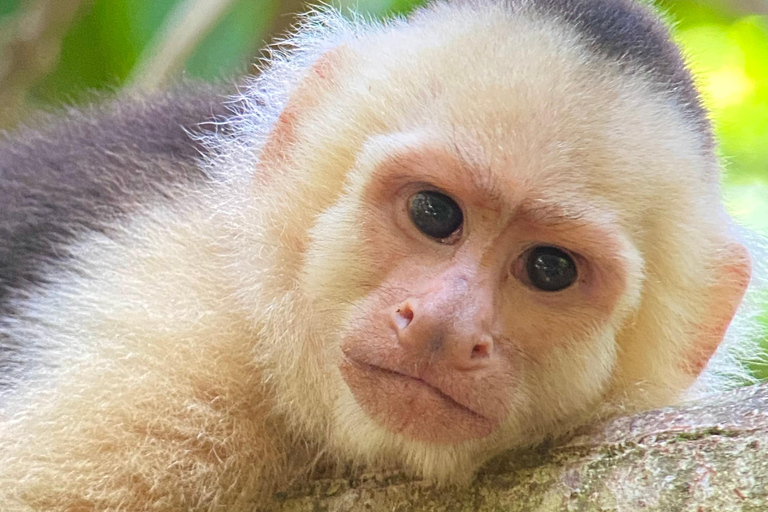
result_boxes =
[687,241,751,375]
[259,46,353,170]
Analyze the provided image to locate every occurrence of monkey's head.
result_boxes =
[231,1,751,480]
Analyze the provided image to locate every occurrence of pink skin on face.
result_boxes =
[338,138,630,445]
[340,262,511,443]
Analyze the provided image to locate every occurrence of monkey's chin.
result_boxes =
[338,358,498,444]
[330,376,503,484]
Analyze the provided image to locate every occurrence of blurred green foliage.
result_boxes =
[0,1,20,17]
[24,0,274,103]
[3,0,768,376]
[10,0,767,197]
[658,1,768,236]
[657,0,768,378]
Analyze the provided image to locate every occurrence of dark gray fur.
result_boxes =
[0,85,236,381]
[528,0,712,146]
[0,86,231,306]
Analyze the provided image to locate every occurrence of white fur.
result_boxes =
[0,2,762,509]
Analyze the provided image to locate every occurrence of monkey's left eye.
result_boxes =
[408,191,464,241]
[524,246,578,292]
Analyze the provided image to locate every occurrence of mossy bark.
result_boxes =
[267,383,768,511]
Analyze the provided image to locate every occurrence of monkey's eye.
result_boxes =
[408,191,464,241]
[525,246,578,292]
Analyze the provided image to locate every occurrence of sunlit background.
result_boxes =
[1,0,768,377]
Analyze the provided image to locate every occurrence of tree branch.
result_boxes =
[268,383,768,511]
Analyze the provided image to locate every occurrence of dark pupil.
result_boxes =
[526,246,577,292]
[409,191,463,240]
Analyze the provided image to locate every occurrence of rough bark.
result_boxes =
[267,383,768,511]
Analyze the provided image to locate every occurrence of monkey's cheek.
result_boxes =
[339,360,498,444]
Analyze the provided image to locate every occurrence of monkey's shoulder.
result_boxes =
[0,82,234,301]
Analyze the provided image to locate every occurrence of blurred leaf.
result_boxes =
[29,0,149,105]
[672,13,768,189]
[184,0,275,80]
[657,0,739,26]
[337,0,426,17]
[726,184,768,232]
[0,0,21,18]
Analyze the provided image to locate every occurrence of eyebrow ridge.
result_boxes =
[515,198,599,230]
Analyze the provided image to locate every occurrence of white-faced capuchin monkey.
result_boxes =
[0,0,757,509]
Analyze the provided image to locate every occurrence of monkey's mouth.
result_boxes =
[339,356,498,444]
[349,357,484,415]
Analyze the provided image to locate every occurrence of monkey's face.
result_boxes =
[299,129,644,477]
[266,9,748,479]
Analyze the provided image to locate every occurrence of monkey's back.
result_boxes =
[0,86,231,305]
[0,85,231,378]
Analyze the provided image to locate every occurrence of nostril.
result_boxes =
[394,304,414,329]
[471,340,491,359]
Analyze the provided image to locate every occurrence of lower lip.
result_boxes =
[339,359,497,444]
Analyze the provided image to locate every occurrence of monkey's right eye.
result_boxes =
[408,191,464,241]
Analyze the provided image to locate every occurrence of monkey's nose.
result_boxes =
[392,300,494,370]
